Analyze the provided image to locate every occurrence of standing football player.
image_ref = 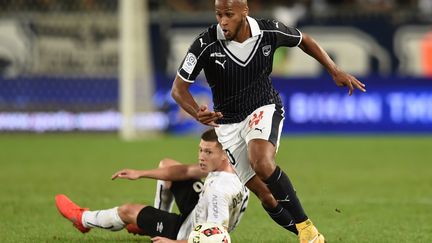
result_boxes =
[171,0,366,242]
[55,129,249,243]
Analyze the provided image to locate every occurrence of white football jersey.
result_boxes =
[176,171,249,240]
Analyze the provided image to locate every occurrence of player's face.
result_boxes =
[198,140,226,173]
[215,0,248,41]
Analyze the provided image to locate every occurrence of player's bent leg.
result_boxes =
[245,175,277,208]
[248,139,276,180]
[246,175,298,235]
[55,194,90,233]
[117,204,146,225]
[154,159,179,211]
[248,140,325,242]
[249,139,308,222]
[135,206,182,239]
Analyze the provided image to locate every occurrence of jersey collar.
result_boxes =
[216,16,261,40]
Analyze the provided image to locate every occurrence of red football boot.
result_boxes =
[126,224,146,235]
[55,194,90,233]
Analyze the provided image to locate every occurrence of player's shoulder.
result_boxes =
[254,18,282,31]
[190,25,218,47]
[210,172,243,190]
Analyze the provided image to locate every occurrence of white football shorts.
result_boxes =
[215,104,285,184]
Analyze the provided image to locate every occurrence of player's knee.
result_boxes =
[251,157,276,180]
[118,204,142,224]
[117,204,132,222]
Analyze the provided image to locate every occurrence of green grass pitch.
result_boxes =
[0,134,431,242]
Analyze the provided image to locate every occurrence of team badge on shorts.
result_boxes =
[249,111,264,128]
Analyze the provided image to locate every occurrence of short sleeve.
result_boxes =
[271,20,302,48]
[177,32,210,83]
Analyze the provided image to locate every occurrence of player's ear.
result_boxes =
[243,6,249,17]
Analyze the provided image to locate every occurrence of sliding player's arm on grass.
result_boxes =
[111,158,207,181]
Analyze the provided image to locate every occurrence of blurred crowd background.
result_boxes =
[0,0,431,133]
[1,0,431,14]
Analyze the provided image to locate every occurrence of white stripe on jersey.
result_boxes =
[262,29,303,46]
[176,171,249,240]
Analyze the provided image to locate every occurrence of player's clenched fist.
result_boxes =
[197,105,223,127]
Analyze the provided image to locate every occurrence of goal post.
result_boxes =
[119,0,157,140]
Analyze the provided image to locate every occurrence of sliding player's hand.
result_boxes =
[332,70,366,96]
[197,105,223,127]
[111,169,140,180]
[151,236,176,243]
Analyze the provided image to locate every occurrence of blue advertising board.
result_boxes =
[162,76,432,134]
[1,76,431,133]
[272,76,432,133]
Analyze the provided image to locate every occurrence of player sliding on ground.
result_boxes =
[55,129,249,243]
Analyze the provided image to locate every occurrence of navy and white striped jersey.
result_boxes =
[177,16,302,124]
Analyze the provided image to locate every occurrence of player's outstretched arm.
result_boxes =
[298,33,366,96]
[111,162,206,181]
[171,75,222,127]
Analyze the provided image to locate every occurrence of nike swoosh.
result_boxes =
[277,195,290,202]
[283,220,295,228]
[86,222,114,229]
[277,199,291,202]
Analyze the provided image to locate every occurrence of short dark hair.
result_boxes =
[201,128,218,142]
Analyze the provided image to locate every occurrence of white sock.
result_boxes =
[82,207,125,231]
[154,180,174,212]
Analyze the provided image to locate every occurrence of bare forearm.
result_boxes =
[299,33,339,76]
[171,88,199,120]
[138,164,203,181]
[171,77,200,120]
[137,165,186,181]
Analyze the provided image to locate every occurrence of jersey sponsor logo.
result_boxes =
[182,53,197,74]
[262,45,271,57]
[210,52,226,58]
[199,38,207,47]
[249,111,264,128]
[211,194,219,218]
[156,221,164,233]
[215,59,226,69]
